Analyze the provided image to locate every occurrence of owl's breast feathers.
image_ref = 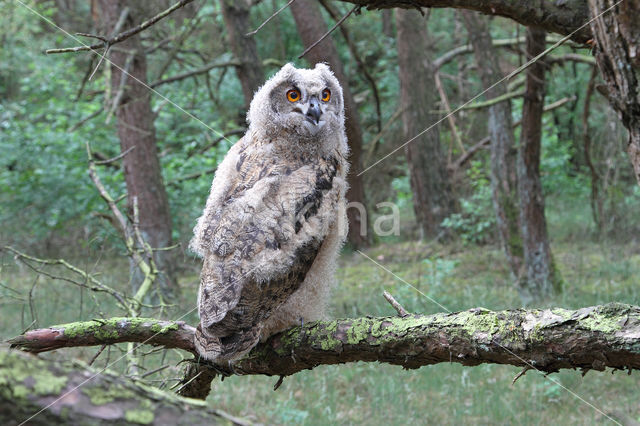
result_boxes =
[194,140,344,361]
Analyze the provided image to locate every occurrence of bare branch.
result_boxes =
[150,60,240,88]
[383,291,409,317]
[246,0,297,37]
[450,96,575,171]
[45,0,194,54]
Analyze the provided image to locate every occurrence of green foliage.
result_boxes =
[390,175,413,210]
[442,160,496,244]
[3,3,640,423]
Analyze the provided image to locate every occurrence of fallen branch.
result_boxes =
[0,349,248,425]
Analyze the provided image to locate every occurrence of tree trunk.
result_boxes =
[290,0,370,247]
[588,0,640,184]
[220,0,264,109]
[516,27,561,303]
[381,9,394,38]
[95,1,177,300]
[396,9,456,239]
[0,349,246,425]
[461,11,522,278]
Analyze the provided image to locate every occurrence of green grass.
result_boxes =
[2,225,640,424]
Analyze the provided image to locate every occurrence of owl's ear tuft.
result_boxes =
[277,63,297,79]
[314,62,331,73]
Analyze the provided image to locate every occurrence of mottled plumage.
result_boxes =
[190,63,348,362]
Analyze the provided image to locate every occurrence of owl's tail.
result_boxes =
[194,323,261,363]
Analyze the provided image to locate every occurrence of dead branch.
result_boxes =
[45,0,195,55]
[0,348,248,425]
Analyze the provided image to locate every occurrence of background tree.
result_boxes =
[396,9,456,239]
[94,1,178,300]
[290,0,370,247]
[461,11,522,278]
[220,0,264,109]
[516,27,561,303]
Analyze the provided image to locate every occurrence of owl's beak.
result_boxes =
[303,95,322,125]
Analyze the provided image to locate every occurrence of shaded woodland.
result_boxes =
[1,0,640,424]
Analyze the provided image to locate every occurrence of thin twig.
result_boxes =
[172,370,203,392]
[88,345,107,366]
[434,72,465,156]
[512,366,531,385]
[87,7,130,81]
[140,364,171,378]
[106,51,135,123]
[76,32,108,43]
[246,0,297,37]
[273,375,285,391]
[383,291,409,317]
[150,60,240,88]
[3,246,132,314]
[94,146,136,165]
[67,109,103,133]
[298,5,358,59]
[363,106,404,167]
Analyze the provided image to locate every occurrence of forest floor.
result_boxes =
[2,203,640,424]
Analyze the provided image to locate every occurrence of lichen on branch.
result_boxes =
[9,303,640,380]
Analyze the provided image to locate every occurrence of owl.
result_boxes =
[189,63,349,362]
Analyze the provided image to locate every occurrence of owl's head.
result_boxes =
[247,63,345,142]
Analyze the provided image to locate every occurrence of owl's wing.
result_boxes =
[189,138,246,258]
[197,154,340,329]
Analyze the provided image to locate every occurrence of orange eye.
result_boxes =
[286,89,300,102]
[321,88,331,102]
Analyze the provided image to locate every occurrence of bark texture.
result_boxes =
[10,303,640,401]
[396,9,456,239]
[517,27,561,303]
[220,0,264,108]
[336,0,592,43]
[588,0,640,184]
[461,11,522,278]
[290,0,370,247]
[94,1,177,299]
[0,349,246,425]
[7,318,197,355]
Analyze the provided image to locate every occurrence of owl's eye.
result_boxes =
[321,89,331,102]
[286,89,301,102]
